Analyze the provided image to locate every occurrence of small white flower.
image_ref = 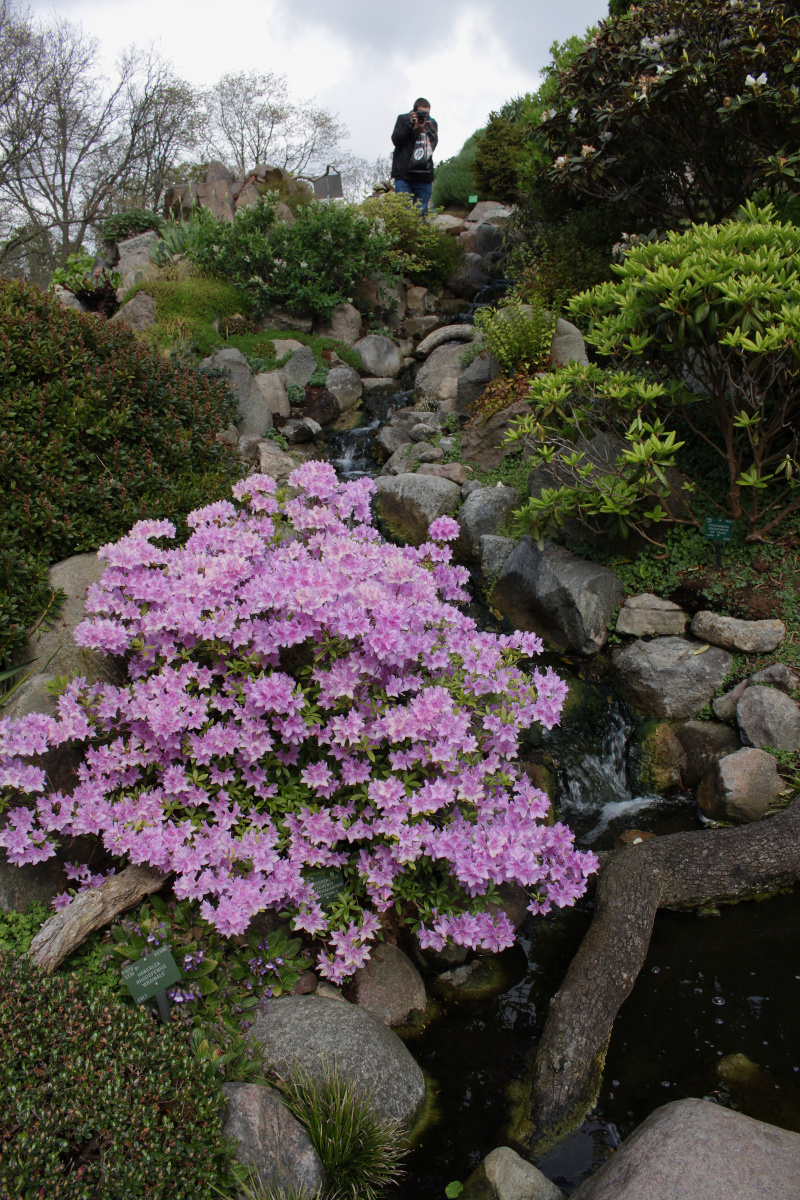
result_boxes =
[745,74,757,86]
[569,107,579,123]
[554,155,569,168]
[757,72,768,85]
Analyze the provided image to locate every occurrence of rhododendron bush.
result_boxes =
[0,463,596,980]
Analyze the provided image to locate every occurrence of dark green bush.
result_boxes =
[473,114,527,204]
[432,132,483,209]
[101,209,164,247]
[190,197,394,321]
[360,192,464,287]
[0,954,238,1199]
[0,279,242,664]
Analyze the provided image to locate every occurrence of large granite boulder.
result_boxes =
[736,686,800,751]
[380,442,438,477]
[256,441,299,484]
[199,347,273,438]
[325,364,362,413]
[550,317,589,368]
[696,746,784,822]
[612,637,733,719]
[110,290,156,332]
[314,302,362,345]
[254,371,290,419]
[480,535,516,592]
[493,539,623,656]
[616,594,688,638]
[454,485,520,562]
[343,942,427,1027]
[374,474,461,546]
[115,230,159,292]
[248,994,426,1126]
[691,611,786,654]
[414,343,465,399]
[283,346,317,389]
[221,1083,326,1197]
[455,352,503,414]
[676,719,741,789]
[459,402,531,470]
[636,721,686,792]
[749,662,799,692]
[463,1146,563,1200]
[415,325,475,359]
[5,552,121,722]
[572,1097,800,1200]
[53,285,88,312]
[375,425,412,462]
[354,334,403,379]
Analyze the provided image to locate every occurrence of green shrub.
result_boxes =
[0,279,242,664]
[0,953,238,1199]
[507,201,800,544]
[151,208,217,266]
[360,192,463,287]
[128,276,251,357]
[473,295,557,376]
[189,197,394,321]
[432,132,483,209]
[510,204,622,306]
[101,208,164,247]
[473,114,527,205]
[278,1062,407,1200]
[526,0,800,226]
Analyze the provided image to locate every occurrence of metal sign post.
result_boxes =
[704,517,733,568]
[122,944,182,1024]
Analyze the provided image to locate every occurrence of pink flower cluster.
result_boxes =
[0,462,596,980]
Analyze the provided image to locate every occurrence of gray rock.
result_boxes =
[550,317,589,368]
[467,201,510,223]
[5,552,121,721]
[749,662,800,692]
[221,1083,326,1197]
[410,422,438,442]
[455,352,502,413]
[256,441,298,484]
[404,315,442,339]
[254,371,290,419]
[199,347,273,438]
[691,610,786,654]
[313,302,362,345]
[612,637,733,720]
[343,942,427,1027]
[374,473,461,546]
[362,376,404,394]
[116,230,159,291]
[418,447,444,463]
[270,338,304,360]
[736,685,800,751]
[418,463,469,486]
[325,364,362,413]
[283,346,318,389]
[494,538,623,656]
[248,994,425,1127]
[462,479,484,499]
[454,486,520,562]
[476,223,505,256]
[110,290,157,332]
[696,747,784,822]
[676,719,741,789]
[404,285,433,315]
[281,419,315,445]
[712,679,749,723]
[480,535,516,593]
[571,1097,800,1200]
[257,310,314,334]
[374,426,412,463]
[616,593,688,638]
[414,343,465,399]
[415,325,475,359]
[53,285,88,312]
[460,402,531,470]
[464,1146,563,1200]
[446,257,490,300]
[380,442,434,477]
[354,335,403,379]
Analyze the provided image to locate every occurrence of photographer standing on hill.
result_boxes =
[391,98,438,214]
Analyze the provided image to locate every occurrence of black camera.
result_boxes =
[414,110,429,123]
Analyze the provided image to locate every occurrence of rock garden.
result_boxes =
[2,1,800,1198]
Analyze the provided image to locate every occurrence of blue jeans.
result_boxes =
[394,177,433,214]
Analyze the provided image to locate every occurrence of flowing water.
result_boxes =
[324,350,800,1197]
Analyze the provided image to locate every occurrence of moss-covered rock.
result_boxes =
[635,719,686,792]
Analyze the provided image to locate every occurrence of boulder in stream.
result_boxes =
[462,1146,564,1200]
[354,334,403,378]
[414,343,466,399]
[374,474,461,546]
[325,363,362,412]
[696,746,784,822]
[570,1097,800,1200]
[343,942,427,1027]
[612,637,732,720]
[221,1083,326,1196]
[454,485,520,562]
[736,685,800,751]
[676,719,741,789]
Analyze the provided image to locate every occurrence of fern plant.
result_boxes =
[473,295,557,375]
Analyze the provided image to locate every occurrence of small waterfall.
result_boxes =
[543,694,674,847]
[325,388,414,481]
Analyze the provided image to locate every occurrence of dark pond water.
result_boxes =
[325,361,800,1197]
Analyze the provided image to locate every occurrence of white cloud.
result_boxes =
[26,0,608,162]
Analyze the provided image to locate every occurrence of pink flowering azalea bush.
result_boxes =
[0,462,596,981]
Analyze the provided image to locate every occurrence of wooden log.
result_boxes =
[27,864,169,972]
[511,797,800,1153]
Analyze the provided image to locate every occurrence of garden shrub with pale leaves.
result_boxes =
[0,462,595,982]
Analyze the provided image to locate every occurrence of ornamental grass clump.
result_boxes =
[0,953,238,1200]
[0,462,596,980]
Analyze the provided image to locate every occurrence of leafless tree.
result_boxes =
[337,153,393,202]
[0,18,199,269]
[202,70,345,177]
[0,1,46,187]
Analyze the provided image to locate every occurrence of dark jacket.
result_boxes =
[391,113,439,182]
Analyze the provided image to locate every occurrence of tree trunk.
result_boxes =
[27,864,169,973]
[511,799,800,1154]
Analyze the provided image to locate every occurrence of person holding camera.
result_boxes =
[391,98,438,214]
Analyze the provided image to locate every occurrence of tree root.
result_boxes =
[513,798,800,1154]
[28,864,169,972]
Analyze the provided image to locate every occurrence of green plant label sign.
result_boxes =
[468,195,478,204]
[306,868,345,909]
[122,946,182,1005]
[704,517,733,542]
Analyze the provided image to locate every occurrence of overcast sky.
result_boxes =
[27,0,609,164]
